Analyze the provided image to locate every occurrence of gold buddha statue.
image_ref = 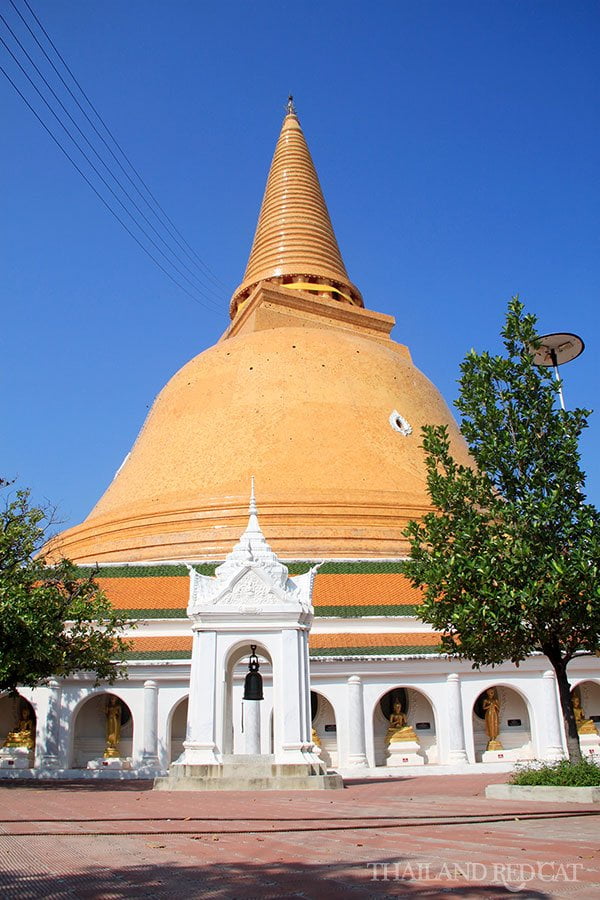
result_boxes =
[104,696,122,758]
[3,704,35,750]
[483,687,503,751]
[572,693,598,736]
[386,700,418,744]
[311,727,322,748]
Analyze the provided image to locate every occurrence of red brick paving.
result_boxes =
[0,774,598,898]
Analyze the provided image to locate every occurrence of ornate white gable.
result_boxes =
[187,482,318,623]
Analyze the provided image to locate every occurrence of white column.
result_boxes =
[347,675,368,767]
[140,680,160,769]
[275,629,312,764]
[541,670,566,760]
[445,674,469,764]
[39,678,62,769]
[300,630,312,745]
[181,629,221,765]
[243,700,261,754]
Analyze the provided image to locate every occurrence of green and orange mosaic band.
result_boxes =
[124,632,441,661]
[125,636,193,660]
[83,561,424,620]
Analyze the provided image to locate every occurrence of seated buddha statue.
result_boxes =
[386,700,418,744]
[572,694,598,735]
[3,705,35,750]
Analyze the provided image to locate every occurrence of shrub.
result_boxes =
[510,758,600,787]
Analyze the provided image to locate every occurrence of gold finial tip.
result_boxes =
[286,94,296,116]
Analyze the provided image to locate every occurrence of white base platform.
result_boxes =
[340,761,516,778]
[154,753,343,792]
[87,757,132,770]
[0,747,33,769]
[482,748,534,764]
[579,733,600,760]
[0,767,149,780]
[0,760,579,781]
[386,740,424,766]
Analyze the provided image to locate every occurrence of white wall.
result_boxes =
[10,659,600,774]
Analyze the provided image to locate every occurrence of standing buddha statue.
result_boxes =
[104,696,122,758]
[483,688,503,751]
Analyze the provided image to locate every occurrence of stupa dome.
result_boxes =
[51,105,470,564]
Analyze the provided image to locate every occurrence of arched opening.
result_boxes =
[0,695,36,768]
[70,692,133,769]
[472,685,533,762]
[570,681,600,759]
[310,691,337,767]
[169,696,188,763]
[224,642,273,755]
[373,687,437,766]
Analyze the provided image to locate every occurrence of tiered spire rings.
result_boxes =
[230,99,363,318]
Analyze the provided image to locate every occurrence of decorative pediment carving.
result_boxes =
[220,569,275,609]
[188,560,315,617]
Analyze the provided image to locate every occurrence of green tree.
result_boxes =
[402,298,600,762]
[0,480,130,693]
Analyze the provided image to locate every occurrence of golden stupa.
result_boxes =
[53,101,469,563]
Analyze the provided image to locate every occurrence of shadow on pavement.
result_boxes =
[0,779,154,791]
[0,859,553,899]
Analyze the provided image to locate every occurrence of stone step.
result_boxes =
[154,772,343,791]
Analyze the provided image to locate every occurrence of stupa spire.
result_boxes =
[230,100,363,318]
[210,479,291,585]
[247,475,259,533]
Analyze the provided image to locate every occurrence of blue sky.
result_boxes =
[2,0,599,528]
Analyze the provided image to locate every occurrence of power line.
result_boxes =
[0,62,221,314]
[16,0,228,293]
[10,0,227,297]
[0,11,224,309]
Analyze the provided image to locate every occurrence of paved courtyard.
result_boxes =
[0,774,598,899]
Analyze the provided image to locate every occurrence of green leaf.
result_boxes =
[401,297,600,761]
[0,485,130,692]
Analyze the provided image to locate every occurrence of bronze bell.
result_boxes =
[243,644,263,701]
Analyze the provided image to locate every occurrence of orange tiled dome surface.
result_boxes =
[52,306,470,563]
